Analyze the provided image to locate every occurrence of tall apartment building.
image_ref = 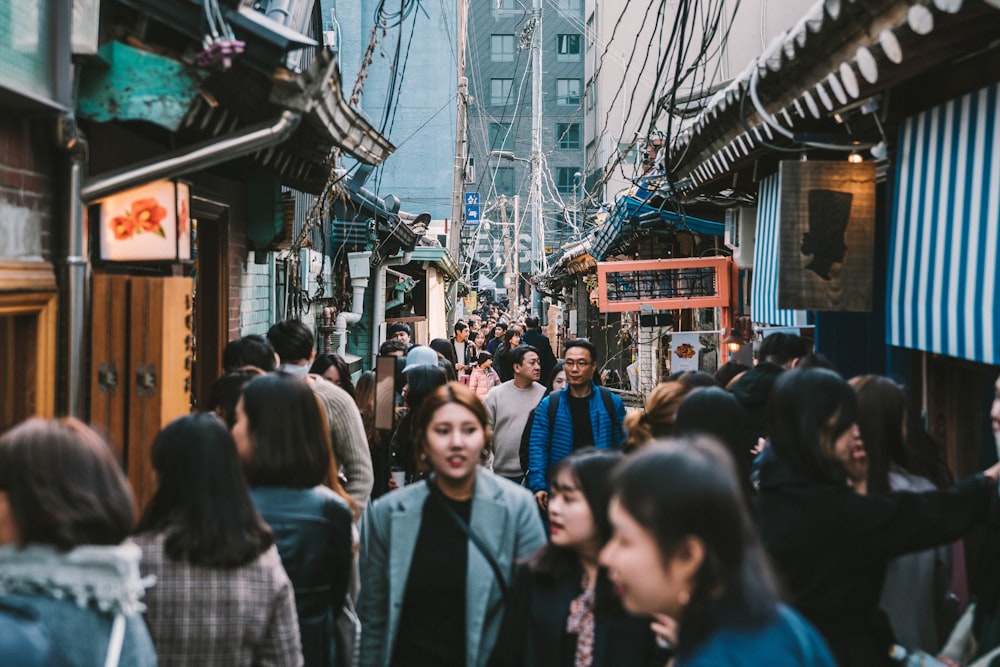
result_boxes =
[465,0,587,298]
[583,0,814,203]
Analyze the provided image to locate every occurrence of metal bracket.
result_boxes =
[97,362,119,395]
[136,364,157,398]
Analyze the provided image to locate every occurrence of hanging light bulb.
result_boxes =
[721,329,743,353]
[848,152,863,163]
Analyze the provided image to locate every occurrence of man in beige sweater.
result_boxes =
[483,345,545,485]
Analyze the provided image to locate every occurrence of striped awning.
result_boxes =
[886,83,1000,364]
[751,173,808,327]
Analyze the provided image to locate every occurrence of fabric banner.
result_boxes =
[777,160,876,312]
[670,332,700,372]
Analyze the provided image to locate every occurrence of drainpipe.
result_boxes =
[64,111,301,416]
[336,251,371,358]
[81,111,301,201]
[62,118,89,418]
[384,281,410,311]
[370,251,412,367]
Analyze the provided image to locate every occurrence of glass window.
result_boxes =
[556,34,581,62]
[557,168,580,195]
[586,14,596,51]
[494,167,515,195]
[490,34,515,62]
[586,79,595,110]
[557,123,580,150]
[556,79,581,106]
[490,78,513,106]
[490,123,514,152]
[557,0,582,14]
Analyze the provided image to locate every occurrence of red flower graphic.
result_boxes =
[108,197,167,240]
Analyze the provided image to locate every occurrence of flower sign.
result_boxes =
[98,179,191,262]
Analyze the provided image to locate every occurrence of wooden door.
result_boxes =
[90,273,130,459]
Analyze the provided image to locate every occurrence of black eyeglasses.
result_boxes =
[563,360,593,368]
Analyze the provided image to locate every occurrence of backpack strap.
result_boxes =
[598,386,621,448]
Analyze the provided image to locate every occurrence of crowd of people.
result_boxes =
[3,315,1000,667]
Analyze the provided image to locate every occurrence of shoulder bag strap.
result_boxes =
[426,480,509,604]
[103,613,126,667]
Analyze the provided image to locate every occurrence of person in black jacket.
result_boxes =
[757,368,1000,667]
[489,450,668,667]
[521,316,556,387]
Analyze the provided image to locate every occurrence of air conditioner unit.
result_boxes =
[725,207,756,269]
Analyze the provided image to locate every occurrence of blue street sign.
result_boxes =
[465,192,480,206]
[465,204,480,225]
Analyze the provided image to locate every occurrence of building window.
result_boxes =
[586,78,595,110]
[490,122,514,152]
[494,167,515,195]
[491,34,515,62]
[490,78,513,106]
[586,13,596,51]
[619,142,640,165]
[556,34,581,62]
[557,168,580,195]
[556,78,581,106]
[557,0,582,14]
[492,0,518,17]
[557,123,580,150]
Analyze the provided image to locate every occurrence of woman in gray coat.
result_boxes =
[359,382,546,667]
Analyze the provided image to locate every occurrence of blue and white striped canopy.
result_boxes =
[751,173,808,327]
[886,83,1000,364]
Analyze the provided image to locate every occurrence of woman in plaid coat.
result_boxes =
[135,413,303,666]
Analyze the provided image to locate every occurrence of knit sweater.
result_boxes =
[311,375,374,510]
[484,381,547,477]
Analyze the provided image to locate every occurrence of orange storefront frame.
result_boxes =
[596,257,734,313]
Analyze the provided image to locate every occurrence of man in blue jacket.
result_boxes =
[527,338,626,511]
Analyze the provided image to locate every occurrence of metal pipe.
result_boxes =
[81,111,301,202]
[66,143,89,418]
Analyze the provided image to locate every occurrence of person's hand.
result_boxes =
[388,475,399,490]
[983,461,1000,484]
[750,437,767,457]
[650,613,677,648]
[534,490,548,511]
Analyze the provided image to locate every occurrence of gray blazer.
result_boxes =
[358,471,546,667]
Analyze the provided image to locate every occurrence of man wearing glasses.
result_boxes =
[525,339,626,511]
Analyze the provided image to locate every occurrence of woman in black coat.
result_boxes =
[756,369,1000,667]
[489,450,668,667]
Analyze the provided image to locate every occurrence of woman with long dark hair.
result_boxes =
[490,450,668,667]
[758,368,1000,666]
[495,326,523,383]
[232,374,355,667]
[600,438,835,664]
[310,353,356,399]
[850,374,955,653]
[359,383,546,667]
[135,413,302,665]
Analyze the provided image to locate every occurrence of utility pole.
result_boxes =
[529,0,543,317]
[449,0,468,300]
